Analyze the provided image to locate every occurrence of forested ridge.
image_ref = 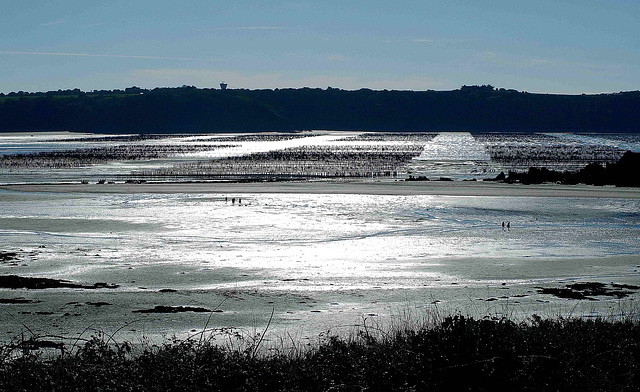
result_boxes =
[1,85,639,133]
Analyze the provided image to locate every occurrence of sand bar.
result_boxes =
[3,180,640,198]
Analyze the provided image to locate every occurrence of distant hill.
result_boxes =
[1,85,639,133]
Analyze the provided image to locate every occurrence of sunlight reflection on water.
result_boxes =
[2,192,639,292]
[416,132,491,161]
[2,132,640,342]
[408,132,495,179]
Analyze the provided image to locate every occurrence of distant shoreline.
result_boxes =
[2,86,639,133]
[3,180,640,198]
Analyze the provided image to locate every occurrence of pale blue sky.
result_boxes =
[1,1,638,94]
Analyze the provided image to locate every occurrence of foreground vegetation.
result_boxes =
[2,315,639,391]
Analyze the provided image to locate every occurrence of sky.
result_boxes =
[1,1,639,94]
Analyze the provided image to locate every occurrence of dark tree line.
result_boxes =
[1,85,639,133]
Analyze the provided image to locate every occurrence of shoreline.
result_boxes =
[3,180,640,198]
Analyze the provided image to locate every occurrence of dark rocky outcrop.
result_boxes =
[0,252,19,262]
[133,306,218,313]
[0,275,119,290]
[0,297,41,304]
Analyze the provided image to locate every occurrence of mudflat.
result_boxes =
[3,180,640,198]
[2,179,639,344]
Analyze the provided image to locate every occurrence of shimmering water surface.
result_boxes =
[3,131,640,184]
[1,189,639,341]
[3,191,639,285]
[1,131,640,342]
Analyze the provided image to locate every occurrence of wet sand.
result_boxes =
[3,180,640,198]
[2,180,640,346]
[2,255,639,346]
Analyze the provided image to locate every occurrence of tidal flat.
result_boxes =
[1,131,639,347]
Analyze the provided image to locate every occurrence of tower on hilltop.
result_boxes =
[220,82,228,90]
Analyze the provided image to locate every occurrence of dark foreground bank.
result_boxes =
[2,315,639,392]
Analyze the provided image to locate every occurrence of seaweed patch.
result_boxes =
[537,282,639,300]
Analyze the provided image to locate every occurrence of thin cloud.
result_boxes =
[440,38,478,43]
[478,51,550,68]
[199,26,288,31]
[414,38,477,43]
[41,20,66,27]
[327,54,346,61]
[480,52,622,73]
[83,23,106,28]
[385,38,477,44]
[0,51,218,62]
